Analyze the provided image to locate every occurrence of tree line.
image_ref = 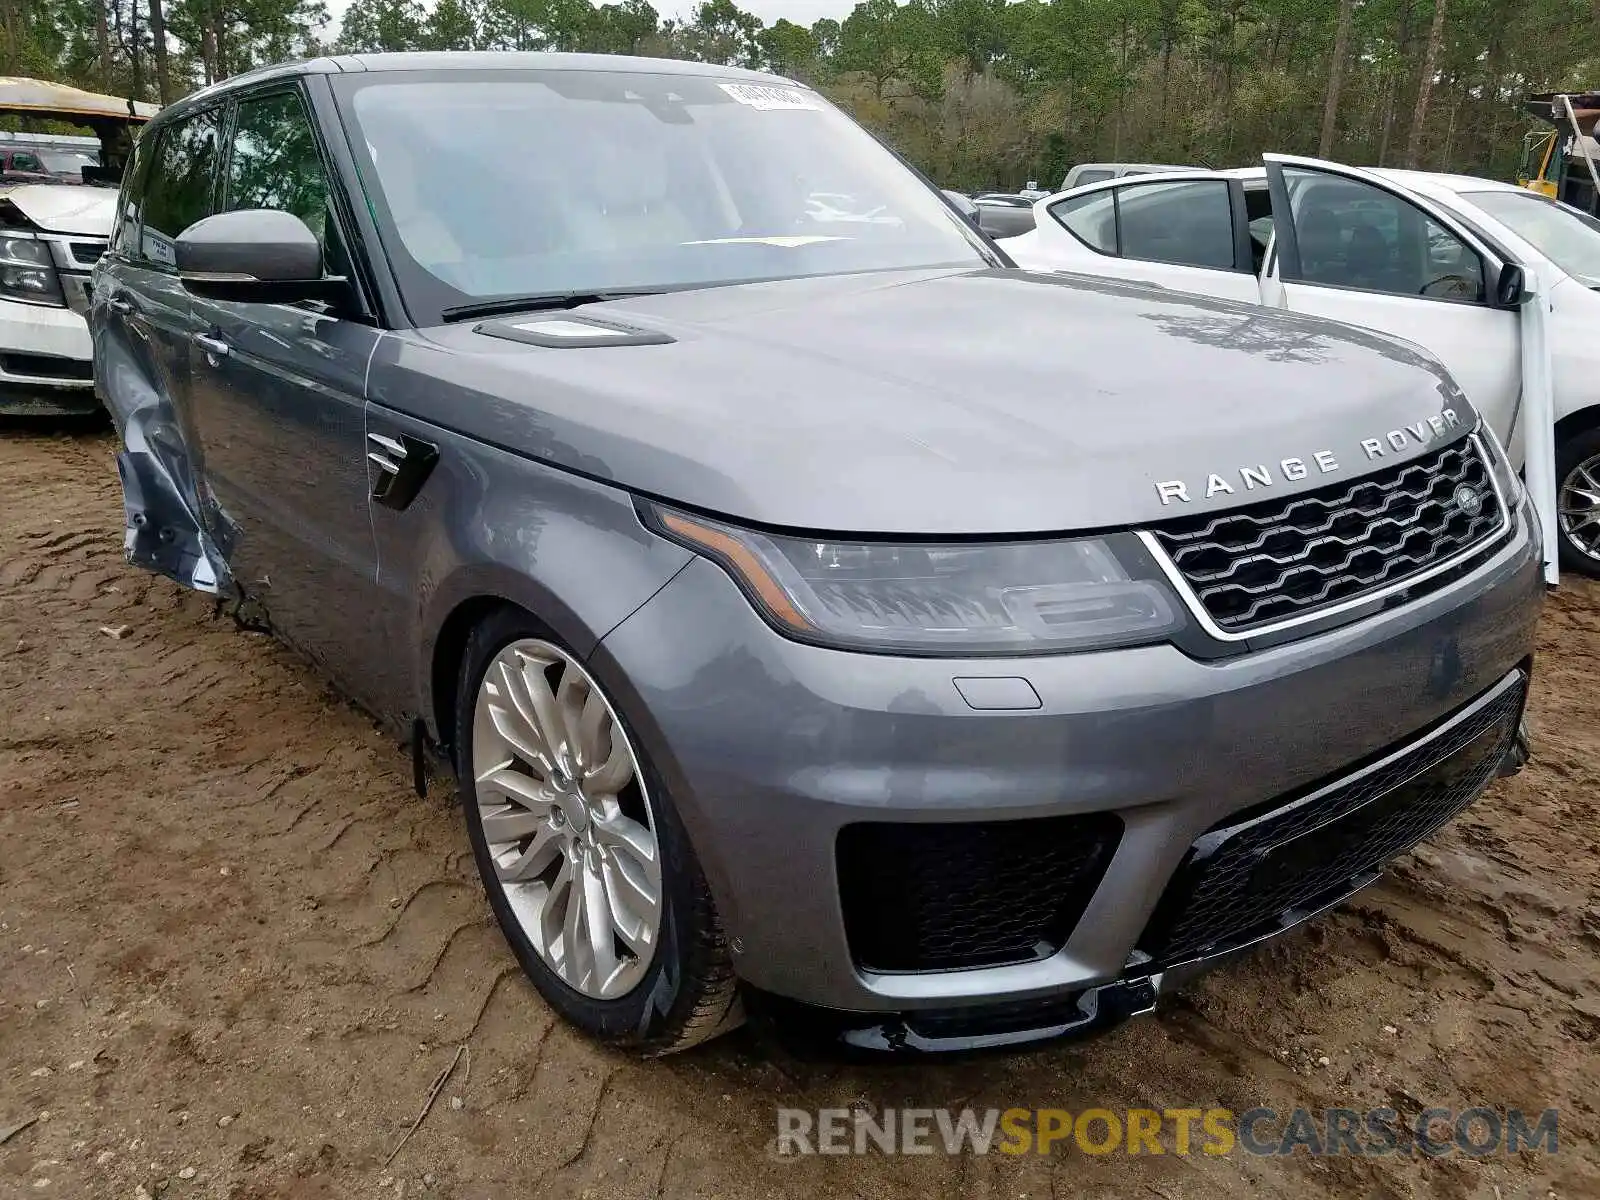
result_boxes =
[4,0,1599,192]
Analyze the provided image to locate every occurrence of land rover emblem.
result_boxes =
[1454,483,1484,516]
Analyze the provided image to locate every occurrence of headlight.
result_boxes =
[643,504,1184,655]
[0,232,64,307]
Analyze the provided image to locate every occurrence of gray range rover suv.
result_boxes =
[92,52,1543,1056]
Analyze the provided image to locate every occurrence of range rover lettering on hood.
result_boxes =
[1155,408,1463,505]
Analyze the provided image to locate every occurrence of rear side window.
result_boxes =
[11,152,42,171]
[1074,169,1114,187]
[140,110,223,267]
[1051,190,1116,253]
[110,134,152,256]
[1119,180,1235,269]
[1049,179,1238,270]
[223,91,333,257]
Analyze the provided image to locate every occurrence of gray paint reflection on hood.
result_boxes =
[369,267,1474,536]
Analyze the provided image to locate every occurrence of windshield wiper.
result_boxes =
[441,289,667,323]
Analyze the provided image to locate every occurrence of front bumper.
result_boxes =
[0,295,96,414]
[593,497,1543,1021]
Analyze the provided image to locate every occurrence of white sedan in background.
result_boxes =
[1006,157,1600,574]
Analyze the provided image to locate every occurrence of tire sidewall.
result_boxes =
[454,608,700,1045]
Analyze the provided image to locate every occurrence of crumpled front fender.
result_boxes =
[101,345,229,595]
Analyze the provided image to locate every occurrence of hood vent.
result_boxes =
[473,314,675,349]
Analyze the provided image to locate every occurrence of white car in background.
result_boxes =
[1006,156,1600,574]
[0,79,154,417]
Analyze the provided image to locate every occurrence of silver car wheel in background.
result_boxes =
[471,639,662,1000]
[1559,452,1600,564]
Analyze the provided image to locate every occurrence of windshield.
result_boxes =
[1464,188,1600,281]
[38,151,97,176]
[337,70,989,321]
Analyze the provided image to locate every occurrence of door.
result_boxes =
[185,85,388,706]
[94,105,227,590]
[1037,175,1263,303]
[1261,154,1522,443]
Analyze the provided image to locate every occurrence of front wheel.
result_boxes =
[454,606,742,1053]
[1556,427,1600,577]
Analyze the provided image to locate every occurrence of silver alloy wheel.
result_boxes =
[471,639,662,1000]
[1560,452,1600,565]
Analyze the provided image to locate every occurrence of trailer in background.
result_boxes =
[0,77,157,184]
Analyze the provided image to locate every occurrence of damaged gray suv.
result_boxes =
[92,52,1543,1056]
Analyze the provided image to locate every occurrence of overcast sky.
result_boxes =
[321,0,860,34]
[710,0,856,21]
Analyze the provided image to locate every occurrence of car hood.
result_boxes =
[0,182,115,235]
[376,267,1476,535]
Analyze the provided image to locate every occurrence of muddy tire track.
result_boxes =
[1,426,1595,1199]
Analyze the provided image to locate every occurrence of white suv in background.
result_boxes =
[0,79,152,416]
[1007,156,1600,574]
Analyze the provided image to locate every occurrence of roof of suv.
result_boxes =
[160,52,797,126]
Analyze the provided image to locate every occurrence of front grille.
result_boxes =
[1150,438,1503,633]
[67,241,105,267]
[1138,670,1526,965]
[0,351,92,381]
[837,812,1122,973]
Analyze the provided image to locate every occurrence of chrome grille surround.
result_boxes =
[1141,434,1511,642]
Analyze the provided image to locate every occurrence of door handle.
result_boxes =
[192,333,230,358]
[108,295,134,315]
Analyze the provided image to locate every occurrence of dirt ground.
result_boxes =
[1,423,1597,1200]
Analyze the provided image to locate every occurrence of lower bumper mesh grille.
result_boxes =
[837,812,1122,973]
[1138,670,1527,965]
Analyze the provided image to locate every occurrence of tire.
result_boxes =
[1556,426,1600,578]
[453,605,742,1054]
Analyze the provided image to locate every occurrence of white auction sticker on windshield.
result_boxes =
[719,83,821,111]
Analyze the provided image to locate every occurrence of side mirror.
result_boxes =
[176,209,346,305]
[1494,261,1528,309]
[942,188,980,224]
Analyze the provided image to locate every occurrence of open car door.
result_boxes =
[1260,153,1524,447]
[1261,153,1558,584]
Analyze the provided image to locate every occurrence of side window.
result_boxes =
[224,91,333,267]
[1116,180,1235,269]
[1421,216,1486,301]
[111,133,151,256]
[140,110,223,268]
[1283,168,1486,303]
[13,152,41,172]
[1050,190,1116,253]
[1075,169,1114,187]
[1049,180,1237,270]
